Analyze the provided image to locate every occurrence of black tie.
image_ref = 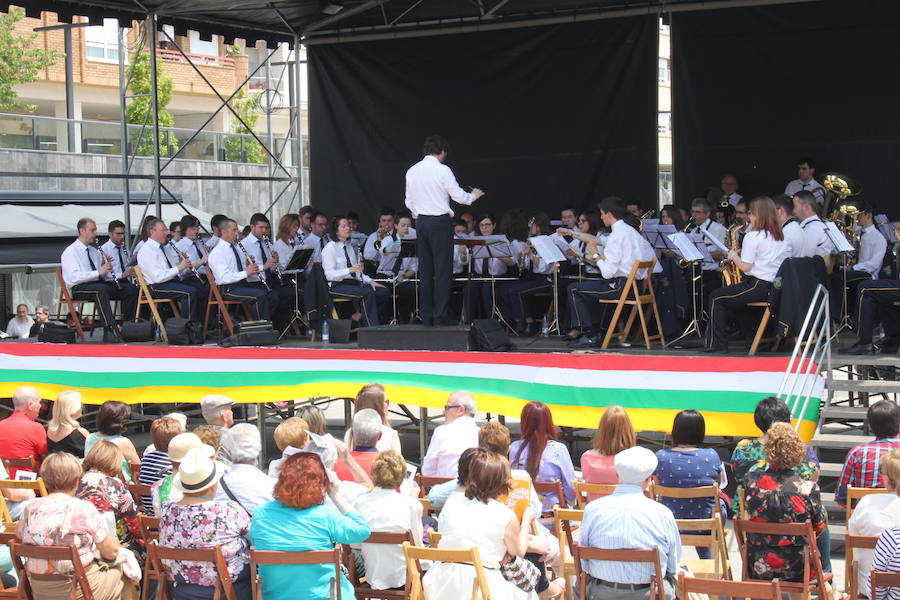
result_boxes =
[258,239,267,262]
[481,258,489,276]
[231,244,243,271]
[392,248,403,276]
[320,237,326,250]
[116,246,125,276]
[160,245,172,268]
[193,240,204,260]
[86,247,100,281]
[343,244,353,268]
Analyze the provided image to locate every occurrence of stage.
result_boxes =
[0,338,824,441]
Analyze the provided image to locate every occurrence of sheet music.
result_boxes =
[550,234,572,255]
[876,221,896,245]
[641,218,660,227]
[824,221,856,252]
[668,232,704,262]
[700,227,730,255]
[471,235,512,259]
[528,235,567,263]
[642,224,677,249]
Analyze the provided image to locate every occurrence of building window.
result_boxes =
[657,58,670,85]
[85,18,121,63]
[658,112,671,136]
[189,31,219,57]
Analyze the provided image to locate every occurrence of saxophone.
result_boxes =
[721,223,744,286]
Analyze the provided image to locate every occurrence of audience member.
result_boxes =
[142,412,188,457]
[214,423,274,515]
[5,304,33,338]
[510,401,575,511]
[345,384,402,453]
[0,386,47,475]
[17,452,134,600]
[424,449,537,599]
[580,405,636,501]
[158,447,251,600]
[742,423,828,583]
[85,400,140,483]
[354,450,425,590]
[308,433,373,505]
[200,394,236,464]
[335,409,383,481]
[77,440,143,560]
[297,405,327,435]
[27,306,61,337]
[871,524,900,600]
[849,449,900,596]
[578,446,681,600]
[836,400,900,506]
[139,416,185,516]
[268,417,310,477]
[193,425,223,455]
[250,452,370,600]
[152,432,211,514]
[0,459,35,520]
[421,391,480,477]
[47,389,89,457]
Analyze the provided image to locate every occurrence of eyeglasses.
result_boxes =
[443,404,463,411]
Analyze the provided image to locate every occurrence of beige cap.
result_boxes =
[172,447,226,494]
[200,394,235,419]
[167,433,214,463]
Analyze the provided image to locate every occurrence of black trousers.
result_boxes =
[71,280,138,327]
[220,283,278,321]
[149,280,204,323]
[330,280,390,327]
[567,278,625,334]
[416,214,452,325]
[498,277,552,321]
[707,276,771,348]
[829,268,872,321]
[855,279,900,344]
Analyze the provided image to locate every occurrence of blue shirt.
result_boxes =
[654,448,724,519]
[250,501,370,600]
[509,439,576,510]
[579,484,681,583]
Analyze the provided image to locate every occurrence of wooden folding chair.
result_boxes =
[733,518,832,600]
[573,545,664,600]
[598,259,666,349]
[427,530,442,548]
[11,542,101,600]
[138,516,161,600]
[251,546,343,600]
[736,485,748,519]
[574,481,616,509]
[846,486,889,522]
[747,302,781,355]
[148,539,237,600]
[133,265,179,343]
[0,494,13,529]
[415,475,454,517]
[403,542,491,600]
[139,515,160,542]
[678,571,782,600]
[127,462,142,483]
[344,530,414,599]
[0,532,16,599]
[676,514,731,580]
[54,266,98,341]
[554,507,585,600]
[127,483,153,514]
[533,480,566,516]
[871,569,900,600]
[0,479,48,498]
[203,269,253,339]
[0,457,37,479]
[846,534,880,600]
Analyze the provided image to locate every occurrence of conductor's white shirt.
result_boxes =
[137,239,179,285]
[208,240,249,286]
[405,155,477,218]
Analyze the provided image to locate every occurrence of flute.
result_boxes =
[169,241,201,281]
[94,241,121,290]
[263,235,284,284]
[237,240,271,291]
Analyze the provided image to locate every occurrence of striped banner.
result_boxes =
[0,343,824,441]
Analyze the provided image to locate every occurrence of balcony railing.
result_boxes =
[0,113,306,167]
[156,47,235,68]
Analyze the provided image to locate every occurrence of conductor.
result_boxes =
[405,135,484,326]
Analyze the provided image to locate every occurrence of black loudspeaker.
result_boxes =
[219,321,279,347]
[469,319,512,351]
[326,319,352,344]
[121,320,155,342]
[36,323,77,343]
[165,318,203,345]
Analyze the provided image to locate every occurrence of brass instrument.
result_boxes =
[237,240,271,291]
[823,172,862,269]
[720,224,743,286]
[93,241,121,290]
[262,235,285,284]
[640,209,656,219]
[169,241,201,281]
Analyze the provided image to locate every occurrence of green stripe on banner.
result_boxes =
[0,369,821,423]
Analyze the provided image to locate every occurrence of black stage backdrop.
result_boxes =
[308,17,657,227]
[672,0,900,217]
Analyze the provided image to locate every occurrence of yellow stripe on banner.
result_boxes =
[2,381,817,442]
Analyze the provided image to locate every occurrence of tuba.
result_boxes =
[823,173,862,269]
[720,224,744,286]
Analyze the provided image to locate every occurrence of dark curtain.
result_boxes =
[672,0,900,217]
[308,17,658,229]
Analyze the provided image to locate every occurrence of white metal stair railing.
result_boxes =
[776,284,832,430]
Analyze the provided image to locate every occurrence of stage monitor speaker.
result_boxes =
[219,321,279,347]
[357,324,470,351]
[470,319,512,352]
[326,319,352,344]
[36,323,77,344]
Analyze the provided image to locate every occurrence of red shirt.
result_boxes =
[334,448,378,482]
[0,411,48,476]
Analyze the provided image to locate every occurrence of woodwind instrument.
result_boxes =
[169,240,201,281]
[262,235,284,284]
[94,241,121,290]
[237,240,270,291]
[720,224,743,286]
[356,242,364,286]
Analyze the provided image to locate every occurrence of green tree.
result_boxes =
[223,87,265,164]
[125,49,178,157]
[0,8,62,111]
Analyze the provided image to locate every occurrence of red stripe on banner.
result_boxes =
[0,342,818,373]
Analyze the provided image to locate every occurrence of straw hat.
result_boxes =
[168,433,214,463]
[172,447,226,494]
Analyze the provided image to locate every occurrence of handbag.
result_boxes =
[499,553,540,592]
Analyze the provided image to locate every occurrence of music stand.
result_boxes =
[279,248,314,340]
[528,235,567,335]
[665,232,714,348]
[382,238,419,323]
[454,237,487,324]
[823,222,856,338]
[471,236,515,331]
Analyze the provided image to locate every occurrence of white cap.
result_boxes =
[167,433,214,463]
[613,446,658,485]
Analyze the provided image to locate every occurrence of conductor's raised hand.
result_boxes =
[472,188,485,199]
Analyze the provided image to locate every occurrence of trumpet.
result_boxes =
[94,241,121,290]
[169,241,201,281]
[237,240,270,292]
[262,235,284,284]
[640,209,656,219]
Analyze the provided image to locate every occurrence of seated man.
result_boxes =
[137,218,204,322]
[421,391,480,478]
[334,409,382,481]
[836,400,900,507]
[578,446,680,600]
[0,386,44,517]
[844,278,900,355]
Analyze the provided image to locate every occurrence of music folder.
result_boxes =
[285,248,314,272]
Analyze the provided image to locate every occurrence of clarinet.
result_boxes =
[94,241,121,290]
[169,241,201,281]
[237,240,271,291]
[263,235,285,284]
[356,243,365,287]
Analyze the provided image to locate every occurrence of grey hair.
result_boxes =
[793,190,817,207]
[691,197,711,214]
[448,391,476,416]
[352,409,383,448]
[225,423,262,464]
[12,386,40,411]
[35,306,49,315]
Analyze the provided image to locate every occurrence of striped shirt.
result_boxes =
[138,450,173,516]
[871,525,900,600]
[578,484,681,583]
[836,437,900,505]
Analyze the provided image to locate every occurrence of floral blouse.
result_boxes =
[730,438,819,516]
[77,469,143,560]
[743,469,826,582]
[16,495,108,575]
[158,500,251,587]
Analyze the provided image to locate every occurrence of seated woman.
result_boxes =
[250,452,370,600]
[344,383,402,453]
[85,400,141,483]
[373,212,419,323]
[16,452,133,600]
[509,401,576,512]
[215,424,274,515]
[139,416,185,516]
[297,405,327,435]
[425,449,538,600]
[353,450,425,590]
[463,212,517,321]
[499,212,554,336]
[848,449,900,597]
[151,433,213,522]
[580,405,636,491]
[268,417,310,477]
[77,440,143,561]
[47,389,90,457]
[158,447,252,600]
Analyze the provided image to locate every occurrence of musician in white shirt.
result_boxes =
[374,214,418,323]
[363,208,396,261]
[499,213,554,335]
[136,218,204,322]
[784,157,826,207]
[830,205,887,320]
[243,213,294,321]
[792,190,834,260]
[774,195,805,258]
[60,217,138,341]
[721,174,743,207]
[462,213,513,323]
[207,218,278,321]
[322,216,389,327]
[707,197,788,353]
[204,214,229,250]
[100,220,137,285]
[173,215,212,305]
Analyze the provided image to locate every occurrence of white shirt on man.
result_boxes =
[785,178,826,205]
[569,235,601,274]
[690,218,727,271]
[405,155,477,218]
[741,230,788,282]
[213,463,275,515]
[853,225,887,278]
[723,193,743,207]
[208,240,249,286]
[5,315,34,339]
[421,415,479,478]
[175,237,208,275]
[376,236,419,276]
[781,219,805,258]
[137,239,180,285]
[798,215,833,258]
[101,239,131,279]
[354,487,425,590]
[597,220,662,281]
[61,239,105,288]
[241,232,270,284]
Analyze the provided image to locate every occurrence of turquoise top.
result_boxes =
[250,500,369,600]
[84,432,132,483]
